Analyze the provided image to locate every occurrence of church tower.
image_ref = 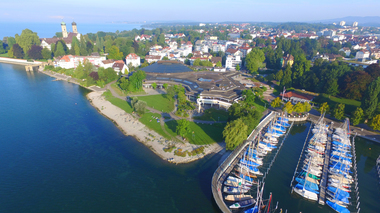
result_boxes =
[61,21,68,38]
[72,21,78,34]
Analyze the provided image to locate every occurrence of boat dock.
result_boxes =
[318,128,332,205]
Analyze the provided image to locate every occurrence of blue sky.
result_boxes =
[1,0,379,23]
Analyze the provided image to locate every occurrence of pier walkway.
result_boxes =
[318,128,332,205]
[211,111,277,213]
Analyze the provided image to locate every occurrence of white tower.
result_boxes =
[61,21,68,38]
[72,21,78,34]
[353,22,358,27]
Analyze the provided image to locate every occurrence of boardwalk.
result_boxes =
[318,129,332,205]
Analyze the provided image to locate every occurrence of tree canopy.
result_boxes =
[223,118,248,150]
[245,48,265,74]
[15,29,40,54]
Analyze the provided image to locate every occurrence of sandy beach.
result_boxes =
[87,91,225,164]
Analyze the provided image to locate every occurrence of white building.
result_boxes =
[225,55,241,70]
[100,59,115,69]
[353,22,358,27]
[355,49,370,60]
[339,21,346,26]
[112,60,129,74]
[55,55,106,69]
[145,55,162,63]
[339,48,351,57]
[125,53,141,67]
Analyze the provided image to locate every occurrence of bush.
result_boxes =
[163,145,176,153]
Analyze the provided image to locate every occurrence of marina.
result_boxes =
[212,111,378,213]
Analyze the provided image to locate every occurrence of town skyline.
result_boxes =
[1,0,379,23]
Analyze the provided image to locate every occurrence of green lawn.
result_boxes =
[314,94,361,115]
[103,90,133,113]
[137,94,174,113]
[165,120,225,145]
[193,108,229,121]
[139,112,171,140]
[0,53,8,57]
[111,82,126,96]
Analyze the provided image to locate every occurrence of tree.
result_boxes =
[7,37,16,50]
[370,114,380,130]
[0,41,5,54]
[303,102,311,112]
[12,44,24,58]
[223,118,248,150]
[283,101,293,114]
[119,77,129,90]
[216,61,222,67]
[361,77,380,119]
[15,29,40,54]
[27,45,42,60]
[163,83,168,89]
[318,102,330,114]
[134,100,147,115]
[152,82,157,89]
[176,119,190,138]
[333,103,345,120]
[242,89,255,106]
[193,59,201,66]
[8,46,14,58]
[275,70,283,81]
[351,107,363,126]
[270,97,282,108]
[245,48,265,74]
[108,45,123,60]
[293,102,304,113]
[280,66,292,88]
[325,79,339,96]
[236,64,240,71]
[41,48,52,60]
[54,42,65,57]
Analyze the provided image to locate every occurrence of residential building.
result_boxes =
[353,22,358,27]
[125,53,141,67]
[339,21,346,26]
[225,55,241,70]
[145,55,162,63]
[371,49,380,59]
[112,60,129,74]
[100,59,115,69]
[55,55,106,69]
[281,54,294,68]
[355,49,370,60]
[238,43,252,57]
[339,47,351,57]
[280,91,314,104]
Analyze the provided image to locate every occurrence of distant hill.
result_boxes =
[310,16,380,27]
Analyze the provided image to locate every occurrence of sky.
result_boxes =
[1,0,379,23]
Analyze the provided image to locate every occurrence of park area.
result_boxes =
[137,94,174,113]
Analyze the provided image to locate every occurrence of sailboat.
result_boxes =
[293,157,319,201]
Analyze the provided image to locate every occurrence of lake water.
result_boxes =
[1,63,379,213]
[0,22,142,39]
[0,63,220,213]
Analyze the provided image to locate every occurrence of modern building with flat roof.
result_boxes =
[141,62,244,111]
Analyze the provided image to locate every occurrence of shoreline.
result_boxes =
[87,91,225,164]
[33,66,226,164]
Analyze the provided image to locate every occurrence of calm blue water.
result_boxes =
[0,63,220,213]
[0,23,142,39]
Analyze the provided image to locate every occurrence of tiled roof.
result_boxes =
[280,91,314,101]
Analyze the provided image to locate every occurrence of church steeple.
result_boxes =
[72,21,78,34]
[61,21,68,38]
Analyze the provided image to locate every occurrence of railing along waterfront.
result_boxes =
[211,111,276,213]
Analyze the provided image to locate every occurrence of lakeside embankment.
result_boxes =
[87,91,225,163]
[16,65,225,164]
